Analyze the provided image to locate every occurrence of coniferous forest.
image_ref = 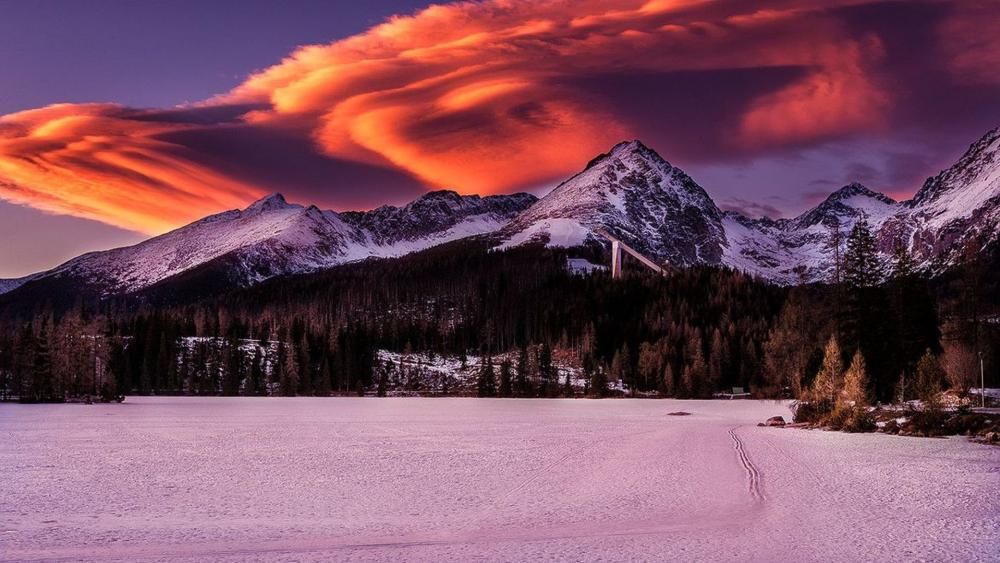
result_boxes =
[1,220,997,404]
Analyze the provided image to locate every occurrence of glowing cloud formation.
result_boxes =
[1,0,998,233]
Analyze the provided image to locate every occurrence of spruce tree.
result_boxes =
[477,356,497,397]
[516,346,531,397]
[843,215,895,402]
[538,343,554,397]
[376,360,389,397]
[280,341,299,396]
[844,216,883,288]
[498,358,513,397]
[660,363,675,396]
[590,364,608,397]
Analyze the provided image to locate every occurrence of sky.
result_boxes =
[1,0,999,277]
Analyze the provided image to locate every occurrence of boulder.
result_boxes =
[764,416,786,427]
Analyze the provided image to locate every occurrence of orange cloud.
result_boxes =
[739,37,889,145]
[0,0,910,233]
[0,104,262,233]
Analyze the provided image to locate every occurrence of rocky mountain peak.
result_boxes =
[826,182,896,205]
[501,139,725,266]
[244,192,293,214]
[911,126,1000,210]
[584,139,666,171]
[791,182,898,230]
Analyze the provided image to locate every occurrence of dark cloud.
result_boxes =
[719,197,784,219]
[557,66,808,163]
[154,124,427,210]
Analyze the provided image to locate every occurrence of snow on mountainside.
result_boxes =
[2,128,996,294]
[904,127,1000,267]
[499,140,726,266]
[341,190,537,247]
[0,190,536,296]
[723,183,904,283]
[0,277,33,294]
[501,129,1000,284]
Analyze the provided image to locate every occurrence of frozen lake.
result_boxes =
[2,397,998,562]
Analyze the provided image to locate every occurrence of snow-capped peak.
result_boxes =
[825,182,896,205]
[791,182,898,230]
[500,139,725,266]
[245,192,293,214]
[502,129,1000,284]
[1,190,537,296]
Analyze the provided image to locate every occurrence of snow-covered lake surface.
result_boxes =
[2,398,998,562]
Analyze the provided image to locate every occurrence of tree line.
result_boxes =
[0,230,995,402]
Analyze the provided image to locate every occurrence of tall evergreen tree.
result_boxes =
[538,343,554,397]
[515,346,531,397]
[498,358,513,398]
[844,216,883,288]
[843,216,895,401]
[590,364,608,397]
[477,356,497,397]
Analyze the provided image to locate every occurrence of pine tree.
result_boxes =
[708,329,724,393]
[316,356,332,396]
[221,338,242,396]
[610,344,633,393]
[280,341,299,396]
[538,343,554,397]
[915,349,945,407]
[515,346,530,397]
[477,356,496,397]
[590,364,608,397]
[376,359,389,397]
[826,217,844,285]
[33,320,57,402]
[843,215,896,402]
[842,350,869,406]
[889,237,940,382]
[498,358,513,398]
[249,349,264,395]
[844,216,883,288]
[661,363,675,396]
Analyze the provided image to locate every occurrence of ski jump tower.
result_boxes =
[594,229,666,279]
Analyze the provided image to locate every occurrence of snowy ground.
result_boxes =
[1,398,997,562]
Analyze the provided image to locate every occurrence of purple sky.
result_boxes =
[0,0,436,276]
[1,0,999,278]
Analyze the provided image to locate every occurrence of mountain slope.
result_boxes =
[499,140,726,266]
[906,127,1000,267]
[0,190,536,297]
[500,129,1000,284]
[2,128,996,296]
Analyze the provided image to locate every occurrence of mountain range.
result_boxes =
[1,127,998,297]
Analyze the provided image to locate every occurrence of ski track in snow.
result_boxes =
[2,398,998,562]
[729,426,764,502]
